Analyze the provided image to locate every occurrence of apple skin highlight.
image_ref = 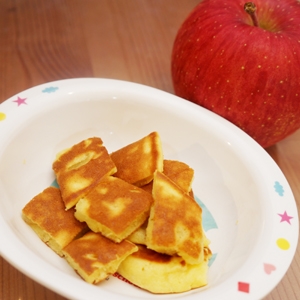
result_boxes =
[171,0,300,148]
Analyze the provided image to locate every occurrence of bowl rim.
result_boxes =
[0,78,298,300]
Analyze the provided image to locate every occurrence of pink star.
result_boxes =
[13,96,27,106]
[278,211,293,224]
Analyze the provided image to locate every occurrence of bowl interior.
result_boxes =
[0,79,292,299]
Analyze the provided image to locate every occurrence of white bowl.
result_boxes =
[0,78,298,300]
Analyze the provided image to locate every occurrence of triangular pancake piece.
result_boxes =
[131,160,194,244]
[146,171,205,265]
[110,132,163,186]
[52,137,117,210]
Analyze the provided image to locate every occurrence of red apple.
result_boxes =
[171,0,300,148]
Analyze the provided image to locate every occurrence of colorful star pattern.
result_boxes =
[278,211,293,224]
[13,96,27,106]
[0,83,296,299]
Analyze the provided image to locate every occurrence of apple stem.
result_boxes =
[244,2,259,27]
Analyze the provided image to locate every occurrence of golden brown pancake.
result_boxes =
[22,187,89,256]
[163,159,194,193]
[21,132,212,292]
[128,222,212,262]
[63,231,138,284]
[146,171,205,265]
[126,220,148,245]
[117,245,208,294]
[52,137,117,210]
[141,159,194,194]
[110,132,163,187]
[75,176,153,243]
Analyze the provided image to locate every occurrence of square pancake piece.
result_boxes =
[63,231,138,284]
[146,171,205,265]
[110,132,163,186]
[75,176,153,243]
[52,137,117,210]
[22,186,89,257]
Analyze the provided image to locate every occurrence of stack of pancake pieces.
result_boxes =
[22,131,212,294]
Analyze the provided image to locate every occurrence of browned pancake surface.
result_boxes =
[163,160,194,193]
[75,176,153,242]
[146,171,204,264]
[131,244,174,263]
[53,137,117,209]
[22,186,88,256]
[141,159,194,194]
[110,132,163,186]
[63,231,138,284]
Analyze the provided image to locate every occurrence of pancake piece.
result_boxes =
[75,176,153,243]
[127,220,148,245]
[22,187,89,256]
[141,159,194,194]
[52,137,117,210]
[140,181,153,194]
[63,231,138,284]
[163,160,194,193]
[110,132,163,186]
[117,245,208,294]
[146,171,205,265]
[128,205,211,259]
